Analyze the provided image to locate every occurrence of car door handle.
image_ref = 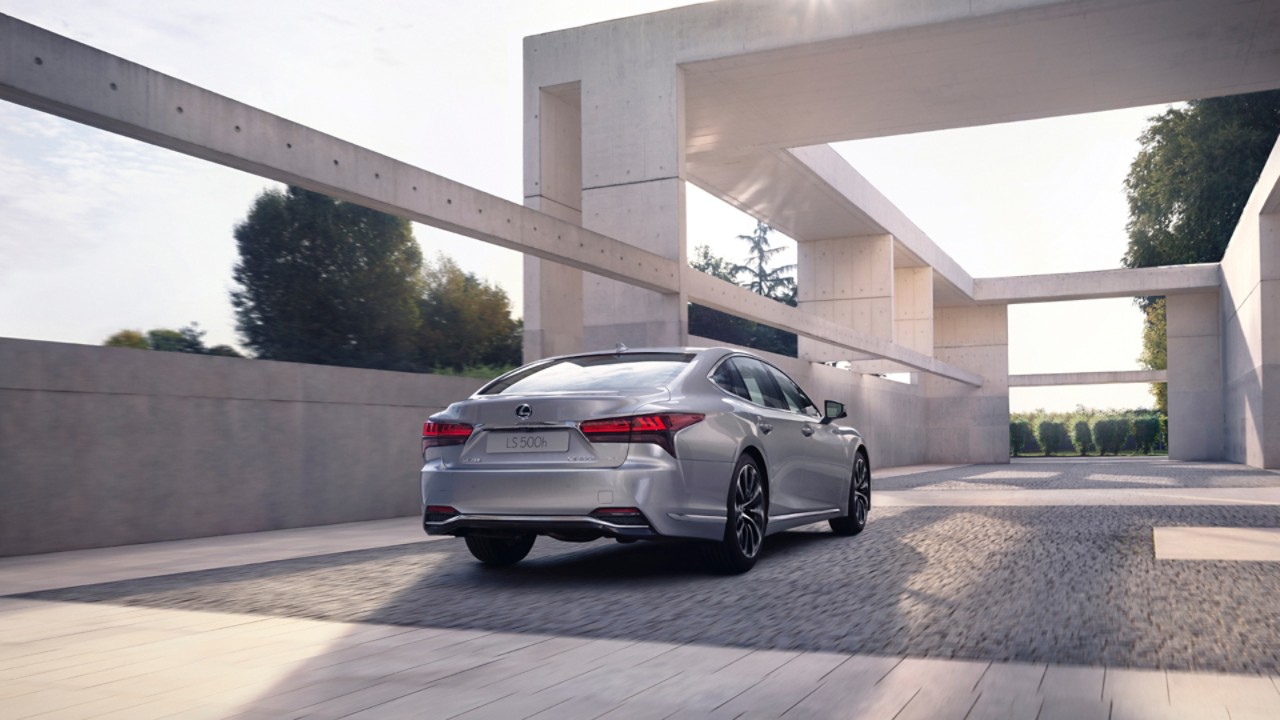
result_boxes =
[758,422,773,434]
[801,425,815,437]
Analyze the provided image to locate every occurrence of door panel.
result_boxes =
[727,358,813,514]
[765,364,852,509]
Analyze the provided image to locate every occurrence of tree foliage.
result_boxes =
[231,186,423,371]
[1071,420,1095,456]
[1123,91,1280,412]
[1137,298,1168,413]
[104,330,149,349]
[103,323,243,357]
[1092,419,1131,456]
[731,221,797,304]
[417,255,522,372]
[1009,420,1031,457]
[687,226,799,356]
[1123,90,1280,271]
[1133,417,1161,455]
[1036,421,1070,456]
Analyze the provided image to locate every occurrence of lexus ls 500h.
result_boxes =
[420,347,871,573]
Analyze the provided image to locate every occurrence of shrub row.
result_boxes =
[1010,413,1167,457]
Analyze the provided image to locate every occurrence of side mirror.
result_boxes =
[820,400,847,425]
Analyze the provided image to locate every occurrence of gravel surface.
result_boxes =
[20,502,1280,673]
[877,458,1280,491]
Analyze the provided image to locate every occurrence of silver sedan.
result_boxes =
[420,347,870,573]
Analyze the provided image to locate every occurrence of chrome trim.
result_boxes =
[667,512,726,522]
[426,514,641,530]
[769,508,841,521]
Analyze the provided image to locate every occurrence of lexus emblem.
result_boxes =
[515,404,532,420]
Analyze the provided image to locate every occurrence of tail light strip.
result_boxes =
[579,413,704,457]
[422,421,473,450]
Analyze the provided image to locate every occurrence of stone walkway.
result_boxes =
[2,458,1279,719]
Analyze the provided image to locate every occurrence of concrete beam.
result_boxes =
[684,268,982,387]
[973,265,1220,305]
[785,145,975,298]
[0,14,680,295]
[1010,370,1167,387]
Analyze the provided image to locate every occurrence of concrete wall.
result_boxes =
[689,336,927,470]
[1167,292,1224,461]
[925,305,1010,464]
[0,338,484,556]
[1220,142,1280,469]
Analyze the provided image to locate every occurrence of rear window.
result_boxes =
[479,353,695,395]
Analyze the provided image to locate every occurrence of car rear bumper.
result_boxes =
[420,452,732,542]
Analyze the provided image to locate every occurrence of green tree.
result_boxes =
[416,254,521,372]
[1009,420,1031,457]
[1138,298,1168,413]
[104,329,149,349]
[1036,421,1069,456]
[690,244,739,283]
[1133,416,1161,454]
[230,186,423,371]
[147,323,206,354]
[688,241,797,356]
[731,221,797,304]
[1123,90,1280,411]
[103,322,244,357]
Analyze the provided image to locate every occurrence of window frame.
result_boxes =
[707,353,820,419]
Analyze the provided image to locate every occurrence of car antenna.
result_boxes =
[615,341,627,355]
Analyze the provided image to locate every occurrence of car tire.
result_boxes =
[465,534,536,566]
[829,450,870,536]
[706,454,768,574]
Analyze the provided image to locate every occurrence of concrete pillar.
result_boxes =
[578,66,686,350]
[796,234,894,362]
[925,305,1010,464]
[894,265,934,356]
[1168,291,1224,460]
[523,83,584,362]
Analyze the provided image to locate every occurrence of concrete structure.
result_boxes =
[0,338,483,556]
[1010,370,1168,387]
[0,0,1278,489]
[519,0,1280,468]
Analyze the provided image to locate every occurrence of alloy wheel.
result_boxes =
[734,462,766,558]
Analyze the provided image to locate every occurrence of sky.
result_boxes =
[0,0,1176,412]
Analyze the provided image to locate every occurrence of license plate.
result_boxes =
[486,431,570,453]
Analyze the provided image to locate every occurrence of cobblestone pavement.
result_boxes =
[877,458,1280,491]
[21,484,1280,674]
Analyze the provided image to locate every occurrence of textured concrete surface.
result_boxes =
[21,505,1280,673]
[3,460,1280,718]
[0,337,482,557]
[1154,527,1280,562]
[4,597,1278,720]
[877,459,1280,491]
[0,518,434,596]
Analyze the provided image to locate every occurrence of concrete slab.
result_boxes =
[878,487,1280,507]
[2,596,1277,720]
[0,517,434,595]
[875,463,969,479]
[1153,527,1280,561]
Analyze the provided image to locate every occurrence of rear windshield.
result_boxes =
[479,353,695,395]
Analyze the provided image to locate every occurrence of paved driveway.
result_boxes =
[20,459,1280,675]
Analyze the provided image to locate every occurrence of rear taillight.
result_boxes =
[579,413,704,457]
[422,421,473,452]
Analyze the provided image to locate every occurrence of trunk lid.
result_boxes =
[440,390,669,470]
